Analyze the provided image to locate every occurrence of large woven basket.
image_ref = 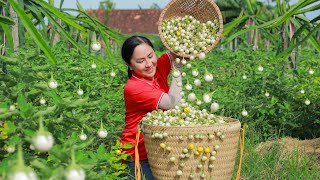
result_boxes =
[158,0,223,58]
[142,117,240,180]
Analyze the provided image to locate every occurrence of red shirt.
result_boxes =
[120,52,172,161]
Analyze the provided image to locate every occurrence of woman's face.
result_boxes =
[129,43,157,79]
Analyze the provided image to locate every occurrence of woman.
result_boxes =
[120,35,182,179]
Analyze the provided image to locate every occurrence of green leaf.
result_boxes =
[282,0,286,13]
[23,129,36,137]
[77,138,96,149]
[244,0,254,15]
[70,132,78,141]
[42,9,108,65]
[120,153,129,160]
[0,0,6,6]
[8,0,57,64]
[17,94,35,119]
[59,0,64,9]
[76,0,85,12]
[6,121,16,134]
[223,13,249,37]
[221,10,241,18]
[32,106,57,118]
[45,91,62,104]
[123,142,133,149]
[276,0,282,15]
[310,15,320,24]
[87,151,97,160]
[9,134,21,144]
[295,3,320,15]
[0,102,8,109]
[69,8,123,56]
[275,23,320,60]
[0,15,14,25]
[295,15,310,23]
[288,18,320,51]
[30,159,47,169]
[62,8,123,43]
[31,0,86,34]
[284,102,291,110]
[26,4,48,34]
[97,26,112,59]
[256,25,277,44]
[0,155,15,174]
[0,21,14,54]
[224,17,277,44]
[269,0,318,28]
[97,144,106,155]
[292,17,320,51]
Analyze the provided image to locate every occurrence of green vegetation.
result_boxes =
[1,38,318,178]
[233,127,320,179]
[0,0,319,179]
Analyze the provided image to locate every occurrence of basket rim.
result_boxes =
[141,116,240,130]
[158,0,224,59]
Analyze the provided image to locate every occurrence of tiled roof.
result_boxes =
[88,9,162,34]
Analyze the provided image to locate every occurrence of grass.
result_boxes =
[233,126,320,180]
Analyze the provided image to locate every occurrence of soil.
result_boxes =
[255,137,320,164]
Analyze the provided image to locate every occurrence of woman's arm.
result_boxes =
[158,52,182,110]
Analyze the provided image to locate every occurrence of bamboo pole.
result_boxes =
[235,37,238,51]
[247,18,251,44]
[249,19,255,45]
[9,5,19,52]
[289,20,296,69]
[1,8,6,56]
[253,28,259,50]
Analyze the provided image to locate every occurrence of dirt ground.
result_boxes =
[255,137,320,164]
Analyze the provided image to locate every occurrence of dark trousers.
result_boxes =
[127,160,154,180]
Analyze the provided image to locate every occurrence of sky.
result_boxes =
[56,0,319,20]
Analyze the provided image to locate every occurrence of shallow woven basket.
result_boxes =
[158,0,223,58]
[142,117,240,180]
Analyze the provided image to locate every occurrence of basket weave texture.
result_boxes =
[143,117,240,180]
[158,0,223,58]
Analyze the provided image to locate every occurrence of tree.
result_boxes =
[150,3,161,9]
[0,0,123,65]
[215,0,243,24]
[217,0,273,49]
[221,0,320,68]
[99,0,115,24]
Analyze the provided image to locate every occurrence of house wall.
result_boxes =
[88,9,162,34]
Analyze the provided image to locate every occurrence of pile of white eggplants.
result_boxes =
[161,15,219,59]
[142,103,224,127]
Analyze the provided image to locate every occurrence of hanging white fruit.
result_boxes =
[210,102,219,112]
[198,52,205,60]
[91,41,101,51]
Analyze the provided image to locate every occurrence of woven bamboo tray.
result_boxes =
[142,117,240,180]
[158,0,223,58]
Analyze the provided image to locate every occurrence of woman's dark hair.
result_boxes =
[121,36,154,78]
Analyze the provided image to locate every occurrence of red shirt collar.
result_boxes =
[131,71,158,86]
